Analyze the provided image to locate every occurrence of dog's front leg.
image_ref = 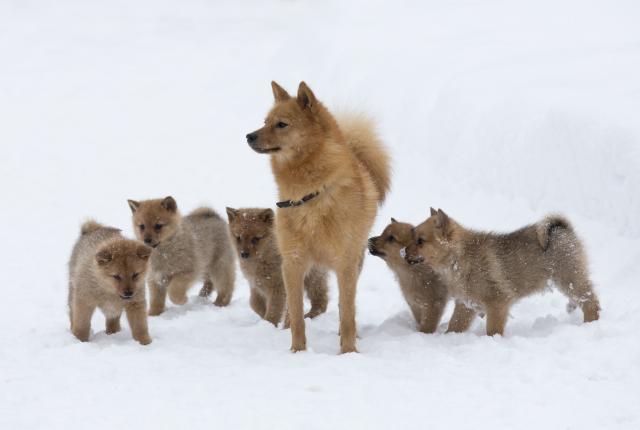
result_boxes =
[282,258,307,352]
[337,264,359,353]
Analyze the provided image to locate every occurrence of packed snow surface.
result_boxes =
[1,1,639,429]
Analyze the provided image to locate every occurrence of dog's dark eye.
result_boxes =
[251,237,261,245]
[416,238,425,245]
[139,224,145,231]
[236,236,241,243]
[154,223,163,231]
[112,274,122,281]
[276,121,288,129]
[132,273,139,280]
[386,235,395,243]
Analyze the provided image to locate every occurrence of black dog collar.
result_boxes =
[276,191,320,208]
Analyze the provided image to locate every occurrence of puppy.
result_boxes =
[405,209,601,335]
[68,220,152,344]
[127,196,235,315]
[369,219,475,333]
[247,81,391,353]
[226,207,328,326]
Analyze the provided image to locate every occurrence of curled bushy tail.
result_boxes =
[536,214,573,250]
[338,114,392,204]
[188,207,221,219]
[80,219,103,235]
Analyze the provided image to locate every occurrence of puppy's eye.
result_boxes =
[416,238,425,245]
[154,224,163,231]
[132,273,139,280]
[386,235,395,243]
[112,274,122,281]
[139,224,145,231]
[276,121,288,129]
[251,237,261,245]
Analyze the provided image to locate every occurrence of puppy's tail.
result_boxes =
[339,113,392,204]
[188,207,221,219]
[536,214,573,250]
[80,219,103,235]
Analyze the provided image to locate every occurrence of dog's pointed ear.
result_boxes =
[259,208,275,224]
[137,245,151,261]
[297,81,317,110]
[161,196,177,213]
[95,249,113,266]
[391,217,398,223]
[128,200,140,213]
[271,81,290,102]
[434,209,451,234]
[226,207,238,222]
[430,207,437,217]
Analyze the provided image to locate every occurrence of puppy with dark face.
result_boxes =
[405,208,601,336]
[68,220,152,344]
[226,207,329,326]
[369,219,474,333]
[127,196,236,315]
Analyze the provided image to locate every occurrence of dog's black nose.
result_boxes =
[122,290,134,298]
[246,132,258,144]
[240,251,250,259]
[144,237,153,245]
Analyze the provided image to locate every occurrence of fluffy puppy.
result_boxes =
[369,219,475,333]
[68,220,152,344]
[226,207,328,326]
[128,196,235,315]
[405,209,601,335]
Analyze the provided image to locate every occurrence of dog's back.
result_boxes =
[184,207,233,276]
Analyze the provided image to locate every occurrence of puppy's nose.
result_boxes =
[246,132,258,144]
[407,255,424,265]
[144,237,153,245]
[122,290,134,298]
[240,251,250,259]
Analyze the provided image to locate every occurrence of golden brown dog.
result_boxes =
[247,81,391,353]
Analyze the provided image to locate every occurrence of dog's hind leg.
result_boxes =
[211,256,235,307]
[446,301,477,333]
[198,279,213,298]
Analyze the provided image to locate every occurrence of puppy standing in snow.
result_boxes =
[247,81,391,353]
[127,196,235,315]
[226,207,329,326]
[405,209,601,335]
[68,221,152,344]
[369,219,476,333]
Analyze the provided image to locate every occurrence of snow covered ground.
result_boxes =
[1,1,639,428]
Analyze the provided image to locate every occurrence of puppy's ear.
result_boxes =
[271,81,290,102]
[434,209,454,240]
[128,200,140,213]
[297,81,317,110]
[430,207,437,217]
[226,207,238,222]
[95,249,113,266]
[259,208,275,224]
[137,245,151,261]
[161,196,177,213]
[391,217,397,223]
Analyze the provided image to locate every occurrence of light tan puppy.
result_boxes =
[127,196,235,315]
[247,81,391,353]
[405,209,601,335]
[68,221,152,344]
[369,219,476,333]
[226,207,329,326]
